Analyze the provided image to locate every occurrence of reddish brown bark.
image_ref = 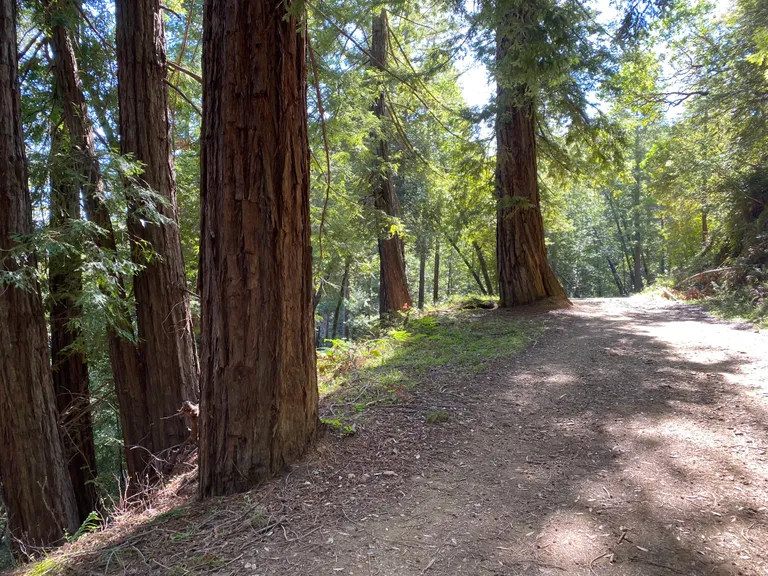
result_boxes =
[49,124,100,522]
[115,0,199,453]
[495,11,567,306]
[0,0,79,547]
[46,5,152,483]
[199,0,319,497]
[371,10,412,316]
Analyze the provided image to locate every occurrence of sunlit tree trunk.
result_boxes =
[49,123,100,522]
[115,0,199,454]
[46,5,151,483]
[473,241,494,295]
[199,0,319,497]
[495,9,567,306]
[0,1,79,546]
[371,10,412,315]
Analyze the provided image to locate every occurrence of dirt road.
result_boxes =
[41,297,768,576]
[281,297,768,576]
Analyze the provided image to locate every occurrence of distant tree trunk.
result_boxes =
[199,0,319,497]
[371,10,411,316]
[332,260,350,339]
[115,0,199,455]
[417,249,426,308]
[343,276,350,338]
[433,237,440,303]
[495,10,566,307]
[447,237,487,295]
[49,123,100,523]
[632,129,644,292]
[0,1,79,547]
[604,190,637,291]
[46,7,152,483]
[701,208,708,245]
[606,256,626,295]
[473,241,494,295]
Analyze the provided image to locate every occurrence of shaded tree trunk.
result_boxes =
[433,237,440,303]
[46,6,152,483]
[604,190,637,291]
[473,241,494,295]
[49,123,100,523]
[332,260,350,339]
[417,249,426,309]
[0,1,79,547]
[371,10,411,316]
[115,0,199,454]
[447,236,487,295]
[632,128,644,292]
[199,0,319,497]
[495,11,566,306]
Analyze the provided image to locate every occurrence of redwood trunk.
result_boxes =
[46,8,152,482]
[0,0,79,547]
[372,10,411,316]
[495,14,566,306]
[49,124,100,522]
[116,0,199,454]
[199,0,319,497]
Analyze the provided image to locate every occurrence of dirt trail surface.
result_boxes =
[26,297,768,576]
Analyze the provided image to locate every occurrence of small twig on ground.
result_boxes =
[589,552,612,574]
[212,553,244,572]
[421,557,436,573]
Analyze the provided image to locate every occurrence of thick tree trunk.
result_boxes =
[371,10,411,316]
[46,8,152,483]
[495,16,566,306]
[417,249,426,309]
[473,241,494,295]
[115,0,199,455]
[433,237,440,303]
[49,124,100,522]
[199,0,319,497]
[0,1,79,547]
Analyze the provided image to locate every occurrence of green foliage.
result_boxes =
[425,409,451,424]
[66,512,102,543]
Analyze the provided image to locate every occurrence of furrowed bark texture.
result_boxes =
[371,10,411,316]
[495,13,566,306]
[0,0,79,547]
[116,0,199,453]
[49,125,100,523]
[199,0,319,497]
[47,8,152,482]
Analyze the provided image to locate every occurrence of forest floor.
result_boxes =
[14,296,768,576]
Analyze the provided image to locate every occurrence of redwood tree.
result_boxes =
[115,0,199,452]
[371,10,412,316]
[46,4,151,482]
[0,0,79,546]
[49,123,100,522]
[495,8,567,306]
[199,0,319,497]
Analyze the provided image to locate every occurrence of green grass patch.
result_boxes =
[318,308,538,427]
[425,409,451,424]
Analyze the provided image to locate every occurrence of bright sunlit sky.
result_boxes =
[457,0,734,112]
